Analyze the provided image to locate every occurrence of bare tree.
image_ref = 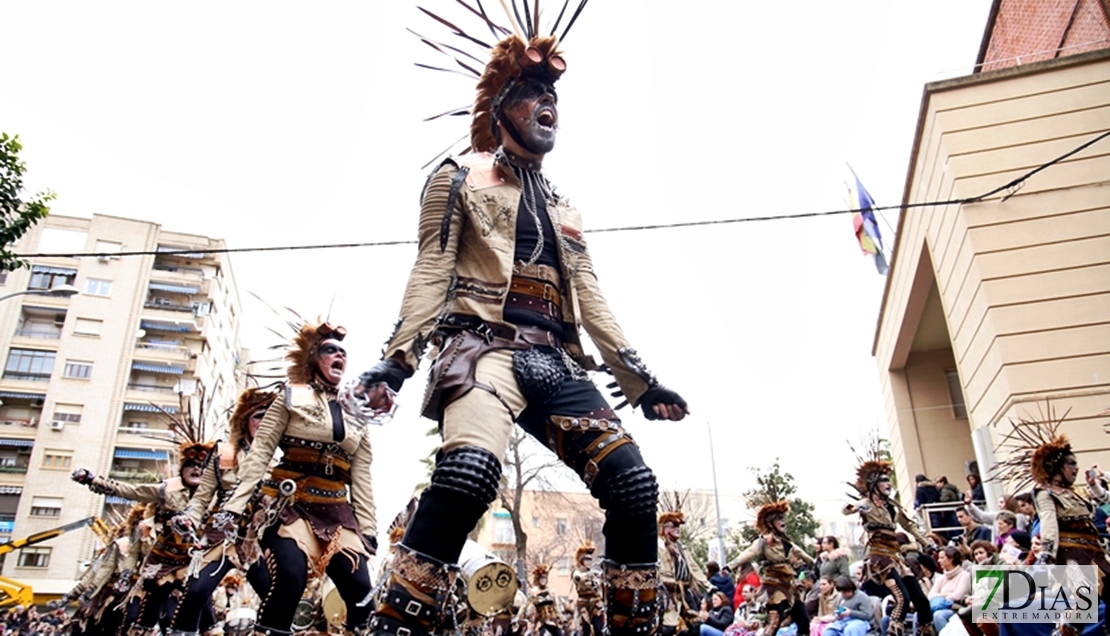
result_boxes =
[499,427,574,565]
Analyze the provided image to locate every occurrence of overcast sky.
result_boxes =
[3,1,993,529]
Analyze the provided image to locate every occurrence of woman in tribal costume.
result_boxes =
[168,386,280,636]
[842,459,933,636]
[729,502,814,636]
[71,441,214,636]
[210,321,378,636]
[572,541,604,636]
[524,564,564,636]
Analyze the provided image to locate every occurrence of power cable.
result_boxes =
[15,130,1109,260]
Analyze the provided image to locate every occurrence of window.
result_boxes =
[532,515,541,528]
[28,266,77,291]
[41,451,73,470]
[494,514,515,544]
[946,370,967,419]
[556,517,567,536]
[63,360,93,379]
[556,557,570,576]
[30,496,63,517]
[3,349,56,381]
[15,307,65,339]
[52,405,82,425]
[121,421,148,435]
[73,318,102,336]
[85,279,112,296]
[17,546,50,568]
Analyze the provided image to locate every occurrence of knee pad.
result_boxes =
[597,464,658,519]
[428,446,502,506]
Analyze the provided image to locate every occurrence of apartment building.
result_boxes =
[0,214,245,599]
[873,1,1109,504]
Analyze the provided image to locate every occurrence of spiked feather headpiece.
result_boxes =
[531,563,551,585]
[658,511,685,530]
[845,431,894,497]
[413,0,589,164]
[575,540,596,565]
[756,501,790,534]
[990,403,1073,492]
[286,321,347,385]
[228,385,281,450]
[152,383,218,471]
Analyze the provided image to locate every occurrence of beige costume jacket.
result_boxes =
[385,152,654,407]
[186,443,245,527]
[222,387,376,537]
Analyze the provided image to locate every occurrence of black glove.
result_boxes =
[364,534,379,555]
[358,358,410,393]
[638,385,688,420]
[71,468,96,486]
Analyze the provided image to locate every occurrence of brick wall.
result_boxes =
[982,0,1109,71]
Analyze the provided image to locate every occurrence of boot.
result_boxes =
[369,543,459,636]
[603,560,660,636]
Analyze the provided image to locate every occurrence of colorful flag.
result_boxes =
[848,170,888,275]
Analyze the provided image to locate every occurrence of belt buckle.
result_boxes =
[474,322,494,343]
[542,284,558,303]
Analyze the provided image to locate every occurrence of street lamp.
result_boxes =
[0,284,80,303]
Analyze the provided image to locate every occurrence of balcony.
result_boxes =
[0,465,29,475]
[12,328,61,340]
[0,372,51,382]
[144,301,195,314]
[126,383,176,395]
[151,263,205,279]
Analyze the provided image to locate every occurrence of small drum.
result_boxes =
[225,608,257,636]
[320,576,347,629]
[459,539,519,616]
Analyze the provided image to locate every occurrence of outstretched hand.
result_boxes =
[638,386,689,421]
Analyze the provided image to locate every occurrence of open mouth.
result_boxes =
[536,108,556,129]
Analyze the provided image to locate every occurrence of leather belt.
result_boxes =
[509,277,562,308]
[437,314,561,347]
[505,292,563,320]
[513,262,561,286]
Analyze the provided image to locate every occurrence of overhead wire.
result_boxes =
[14,130,1108,260]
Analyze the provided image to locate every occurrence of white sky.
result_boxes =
[2,1,993,530]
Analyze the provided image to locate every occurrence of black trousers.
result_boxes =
[171,556,270,632]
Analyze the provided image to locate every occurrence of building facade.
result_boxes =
[874,0,1110,505]
[0,214,245,598]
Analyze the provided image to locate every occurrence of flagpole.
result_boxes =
[707,420,727,564]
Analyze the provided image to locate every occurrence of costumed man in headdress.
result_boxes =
[168,386,280,636]
[842,457,933,636]
[572,541,604,636]
[524,564,564,636]
[659,512,709,636]
[728,502,813,636]
[53,509,142,636]
[992,412,1110,636]
[355,4,688,636]
[71,440,215,636]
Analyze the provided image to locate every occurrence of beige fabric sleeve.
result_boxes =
[385,165,465,371]
[222,399,288,515]
[85,548,119,595]
[727,539,763,571]
[350,428,377,538]
[1034,489,1058,559]
[90,476,163,505]
[186,445,222,526]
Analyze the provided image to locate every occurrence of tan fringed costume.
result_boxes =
[572,541,604,636]
[658,512,708,636]
[729,502,813,636]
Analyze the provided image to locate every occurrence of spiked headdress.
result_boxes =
[847,431,893,497]
[286,321,347,385]
[658,511,685,530]
[530,563,551,585]
[575,540,596,565]
[153,384,217,472]
[756,501,790,534]
[413,0,589,162]
[990,403,1073,491]
[228,385,281,450]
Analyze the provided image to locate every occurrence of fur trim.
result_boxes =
[179,441,214,468]
[756,501,790,534]
[854,460,893,495]
[228,386,279,450]
[531,563,550,585]
[575,540,596,564]
[471,35,564,154]
[389,526,406,545]
[826,547,850,561]
[658,511,685,530]
[1030,435,1071,485]
[286,322,346,385]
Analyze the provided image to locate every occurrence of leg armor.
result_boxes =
[882,573,909,636]
[404,446,502,564]
[595,460,660,565]
[603,560,661,636]
[763,606,781,636]
[369,543,459,636]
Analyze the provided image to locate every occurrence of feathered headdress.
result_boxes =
[286,321,346,385]
[413,0,589,163]
[756,501,790,534]
[530,563,551,585]
[153,383,217,470]
[658,511,685,530]
[575,540,595,564]
[847,431,893,497]
[990,403,1073,492]
[386,496,419,548]
[228,385,281,450]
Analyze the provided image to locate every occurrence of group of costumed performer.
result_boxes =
[658,511,709,636]
[523,564,564,636]
[354,3,689,636]
[166,385,279,636]
[206,320,379,636]
[991,409,1110,635]
[572,541,604,636]
[842,446,934,636]
[54,504,151,636]
[729,502,814,636]
[71,427,217,636]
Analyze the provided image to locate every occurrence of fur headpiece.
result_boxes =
[990,403,1073,491]
[228,385,280,450]
[846,431,893,497]
[575,540,596,565]
[221,572,243,587]
[286,321,346,385]
[756,501,790,534]
[178,441,214,468]
[530,563,550,585]
[412,1,589,163]
[658,511,685,530]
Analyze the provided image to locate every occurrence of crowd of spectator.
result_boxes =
[0,605,68,636]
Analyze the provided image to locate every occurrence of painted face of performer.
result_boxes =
[771,515,786,535]
[579,555,592,570]
[501,79,558,156]
[315,338,347,386]
[247,407,267,441]
[1057,453,1079,486]
[181,461,204,488]
[663,522,680,542]
[874,476,892,498]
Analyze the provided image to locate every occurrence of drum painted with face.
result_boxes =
[459,539,519,616]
